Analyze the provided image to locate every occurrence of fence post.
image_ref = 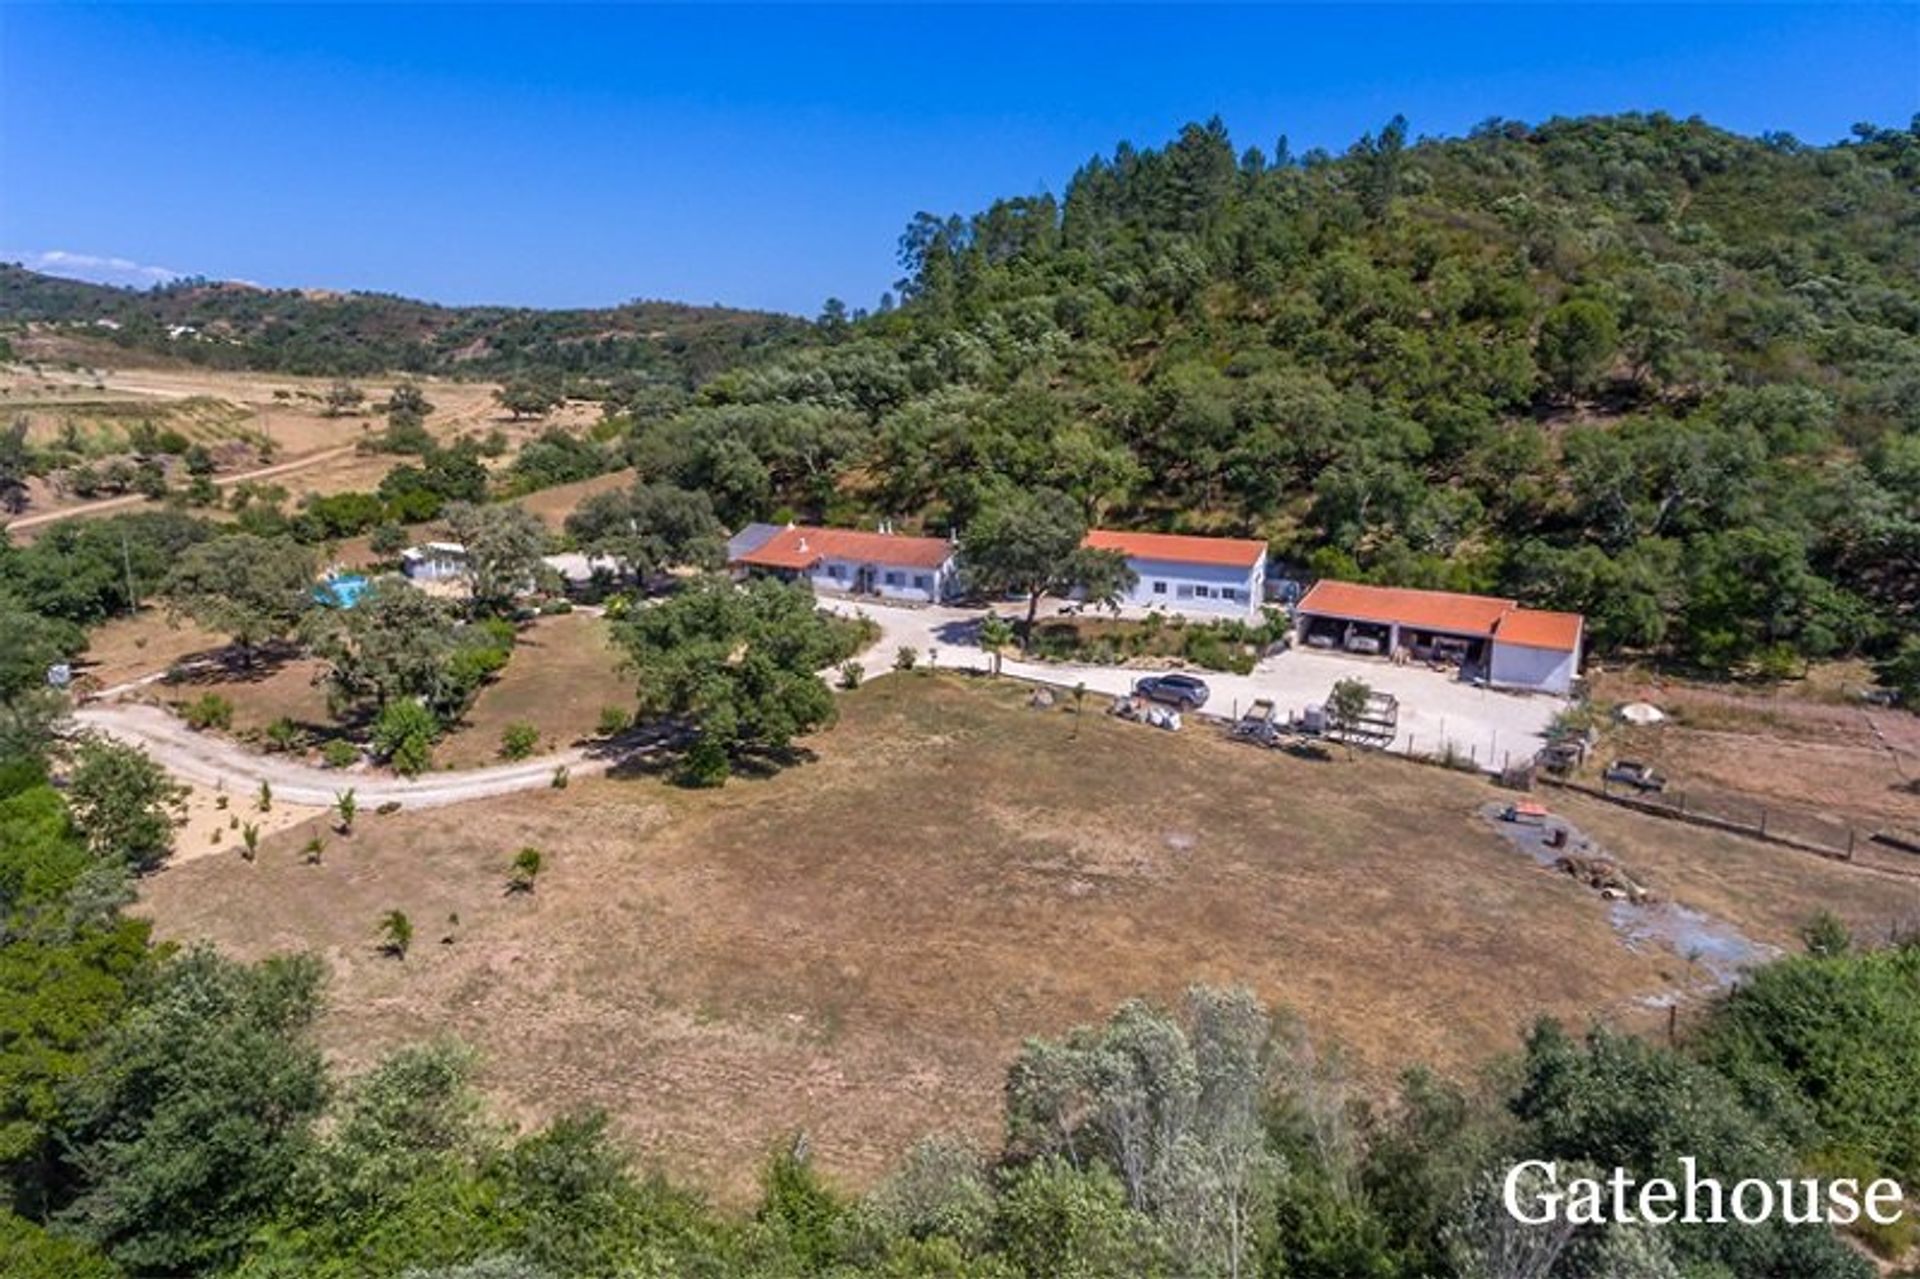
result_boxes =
[1759,808,1767,837]
[1847,827,1856,860]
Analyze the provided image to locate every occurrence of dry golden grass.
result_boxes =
[136,675,1912,1202]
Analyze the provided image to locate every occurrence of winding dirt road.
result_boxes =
[73,702,644,810]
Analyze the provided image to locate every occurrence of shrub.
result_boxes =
[372,699,439,776]
[539,598,573,616]
[321,739,359,769]
[181,692,234,731]
[369,522,407,555]
[550,764,569,789]
[678,735,731,787]
[499,721,540,761]
[597,705,631,736]
[839,661,864,690]
[507,846,543,893]
[262,718,303,753]
[894,645,919,672]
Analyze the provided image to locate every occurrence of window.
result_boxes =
[915,574,931,589]
[1218,587,1238,603]
[826,564,845,580]
[1152,580,1167,595]
[1193,584,1213,599]
[1177,584,1194,599]
[884,571,903,586]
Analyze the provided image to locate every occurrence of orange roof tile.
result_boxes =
[1297,580,1515,637]
[731,525,955,572]
[1082,529,1267,569]
[1493,609,1584,653]
[1297,580,1583,652]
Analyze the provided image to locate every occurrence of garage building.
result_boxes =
[1293,580,1583,694]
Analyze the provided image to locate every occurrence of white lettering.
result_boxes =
[1731,1178,1774,1225]
[1866,1179,1904,1226]
[1504,1161,1559,1226]
[1828,1178,1862,1226]
[1638,1177,1677,1225]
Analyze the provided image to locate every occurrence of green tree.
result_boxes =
[64,737,183,873]
[960,486,1135,646]
[443,502,548,617]
[164,534,318,667]
[1537,299,1620,398]
[614,576,857,784]
[304,578,461,716]
[55,948,328,1274]
[495,375,563,420]
[564,480,726,579]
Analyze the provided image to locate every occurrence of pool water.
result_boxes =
[315,573,370,609]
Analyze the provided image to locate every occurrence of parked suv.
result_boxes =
[1133,673,1211,710]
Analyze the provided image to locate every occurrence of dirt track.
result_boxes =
[73,701,632,809]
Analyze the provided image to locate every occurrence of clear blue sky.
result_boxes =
[2,4,1915,315]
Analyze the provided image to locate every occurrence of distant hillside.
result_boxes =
[0,265,813,386]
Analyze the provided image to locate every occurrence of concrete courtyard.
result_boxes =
[822,599,1565,773]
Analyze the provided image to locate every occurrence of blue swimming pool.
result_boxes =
[314,573,370,609]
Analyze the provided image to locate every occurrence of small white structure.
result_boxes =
[541,552,627,590]
[401,541,468,582]
[728,523,958,604]
[1081,530,1268,621]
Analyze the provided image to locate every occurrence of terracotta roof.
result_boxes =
[1082,529,1267,569]
[1296,580,1582,652]
[730,525,955,572]
[1493,609,1584,653]
[1297,580,1515,636]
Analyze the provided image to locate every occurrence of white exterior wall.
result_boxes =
[1119,553,1266,620]
[809,556,954,604]
[1490,642,1579,694]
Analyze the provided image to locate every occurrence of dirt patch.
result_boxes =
[136,675,1912,1204]
[1584,663,1920,851]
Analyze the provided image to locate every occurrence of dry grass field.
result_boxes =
[1586,663,1920,853]
[1,351,600,537]
[137,674,1916,1202]
[434,613,630,767]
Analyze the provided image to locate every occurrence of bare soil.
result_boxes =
[1586,663,1920,852]
[137,675,1911,1202]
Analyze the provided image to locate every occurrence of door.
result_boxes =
[854,564,875,594]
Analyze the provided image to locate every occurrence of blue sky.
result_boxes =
[2,4,1915,315]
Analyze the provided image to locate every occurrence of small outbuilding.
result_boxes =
[401,542,468,582]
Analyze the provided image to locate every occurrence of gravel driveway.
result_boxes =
[823,598,1566,772]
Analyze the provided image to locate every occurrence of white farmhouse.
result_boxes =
[1081,530,1268,621]
[728,523,959,604]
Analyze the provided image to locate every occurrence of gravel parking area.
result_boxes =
[824,598,1565,772]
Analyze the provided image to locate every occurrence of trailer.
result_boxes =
[1229,699,1281,747]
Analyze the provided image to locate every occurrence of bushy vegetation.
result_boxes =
[2,790,1911,1279]
[604,114,1917,679]
[612,576,872,784]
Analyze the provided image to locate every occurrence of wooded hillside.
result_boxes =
[0,266,809,386]
[633,113,1918,676]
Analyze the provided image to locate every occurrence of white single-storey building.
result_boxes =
[728,523,959,604]
[1293,580,1583,694]
[1081,529,1269,621]
[400,542,468,582]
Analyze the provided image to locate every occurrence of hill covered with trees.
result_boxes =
[0,265,810,386]
[618,112,1918,679]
